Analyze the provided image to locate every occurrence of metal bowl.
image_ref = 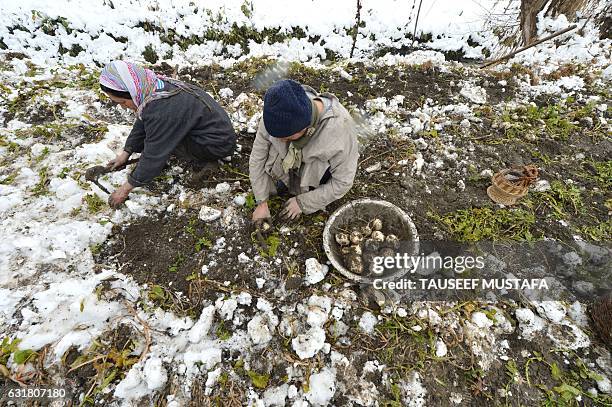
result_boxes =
[323,198,419,283]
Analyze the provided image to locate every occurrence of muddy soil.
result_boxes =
[97,59,611,314]
[173,61,518,111]
[90,61,611,405]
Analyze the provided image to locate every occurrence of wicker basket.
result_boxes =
[591,291,611,346]
[487,166,537,206]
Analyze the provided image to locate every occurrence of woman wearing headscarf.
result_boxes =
[99,60,236,207]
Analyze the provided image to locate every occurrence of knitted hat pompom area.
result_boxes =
[263,79,312,138]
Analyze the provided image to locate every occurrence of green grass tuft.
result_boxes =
[84,193,106,213]
[533,181,583,219]
[430,207,537,242]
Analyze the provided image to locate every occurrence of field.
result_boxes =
[0,1,611,406]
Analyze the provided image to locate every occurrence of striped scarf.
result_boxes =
[99,60,168,119]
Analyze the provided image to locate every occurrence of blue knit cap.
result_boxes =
[263,79,312,138]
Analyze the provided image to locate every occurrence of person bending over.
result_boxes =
[249,79,359,224]
[99,60,236,207]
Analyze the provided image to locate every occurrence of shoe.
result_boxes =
[189,161,220,184]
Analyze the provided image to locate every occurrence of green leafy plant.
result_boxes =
[147,285,174,310]
[58,167,70,179]
[13,349,37,365]
[67,332,139,405]
[216,321,232,341]
[90,243,102,256]
[552,383,581,403]
[185,271,199,282]
[84,193,106,213]
[430,207,537,242]
[497,103,578,143]
[240,0,253,18]
[421,128,439,138]
[0,171,17,185]
[1,337,37,366]
[381,382,403,407]
[33,146,50,163]
[1,337,21,365]
[168,253,185,272]
[580,220,612,241]
[31,166,50,196]
[527,105,575,140]
[534,181,583,219]
[195,236,212,252]
[259,233,281,257]
[247,370,269,389]
[142,44,158,64]
[584,160,611,189]
[185,218,198,237]
[148,285,166,300]
[244,192,256,210]
[505,360,520,382]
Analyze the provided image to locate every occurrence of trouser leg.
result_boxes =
[173,137,223,166]
[276,167,333,196]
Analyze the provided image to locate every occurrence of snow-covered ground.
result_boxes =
[0,1,611,406]
[1,0,610,70]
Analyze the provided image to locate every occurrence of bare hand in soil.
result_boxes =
[252,201,271,222]
[280,197,302,221]
[108,182,133,209]
[253,218,272,251]
[252,202,272,249]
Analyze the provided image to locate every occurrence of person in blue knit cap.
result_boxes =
[249,79,359,224]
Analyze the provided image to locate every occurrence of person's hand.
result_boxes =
[252,201,271,223]
[252,201,272,250]
[108,182,134,209]
[280,197,302,221]
[107,150,130,170]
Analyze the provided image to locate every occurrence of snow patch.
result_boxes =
[305,368,336,406]
[304,257,329,285]
[292,326,326,359]
[358,311,378,334]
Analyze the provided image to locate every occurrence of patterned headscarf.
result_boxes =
[99,60,166,118]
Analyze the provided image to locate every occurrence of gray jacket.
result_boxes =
[249,86,359,214]
[125,81,236,186]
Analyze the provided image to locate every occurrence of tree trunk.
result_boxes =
[520,0,549,45]
[545,0,588,19]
